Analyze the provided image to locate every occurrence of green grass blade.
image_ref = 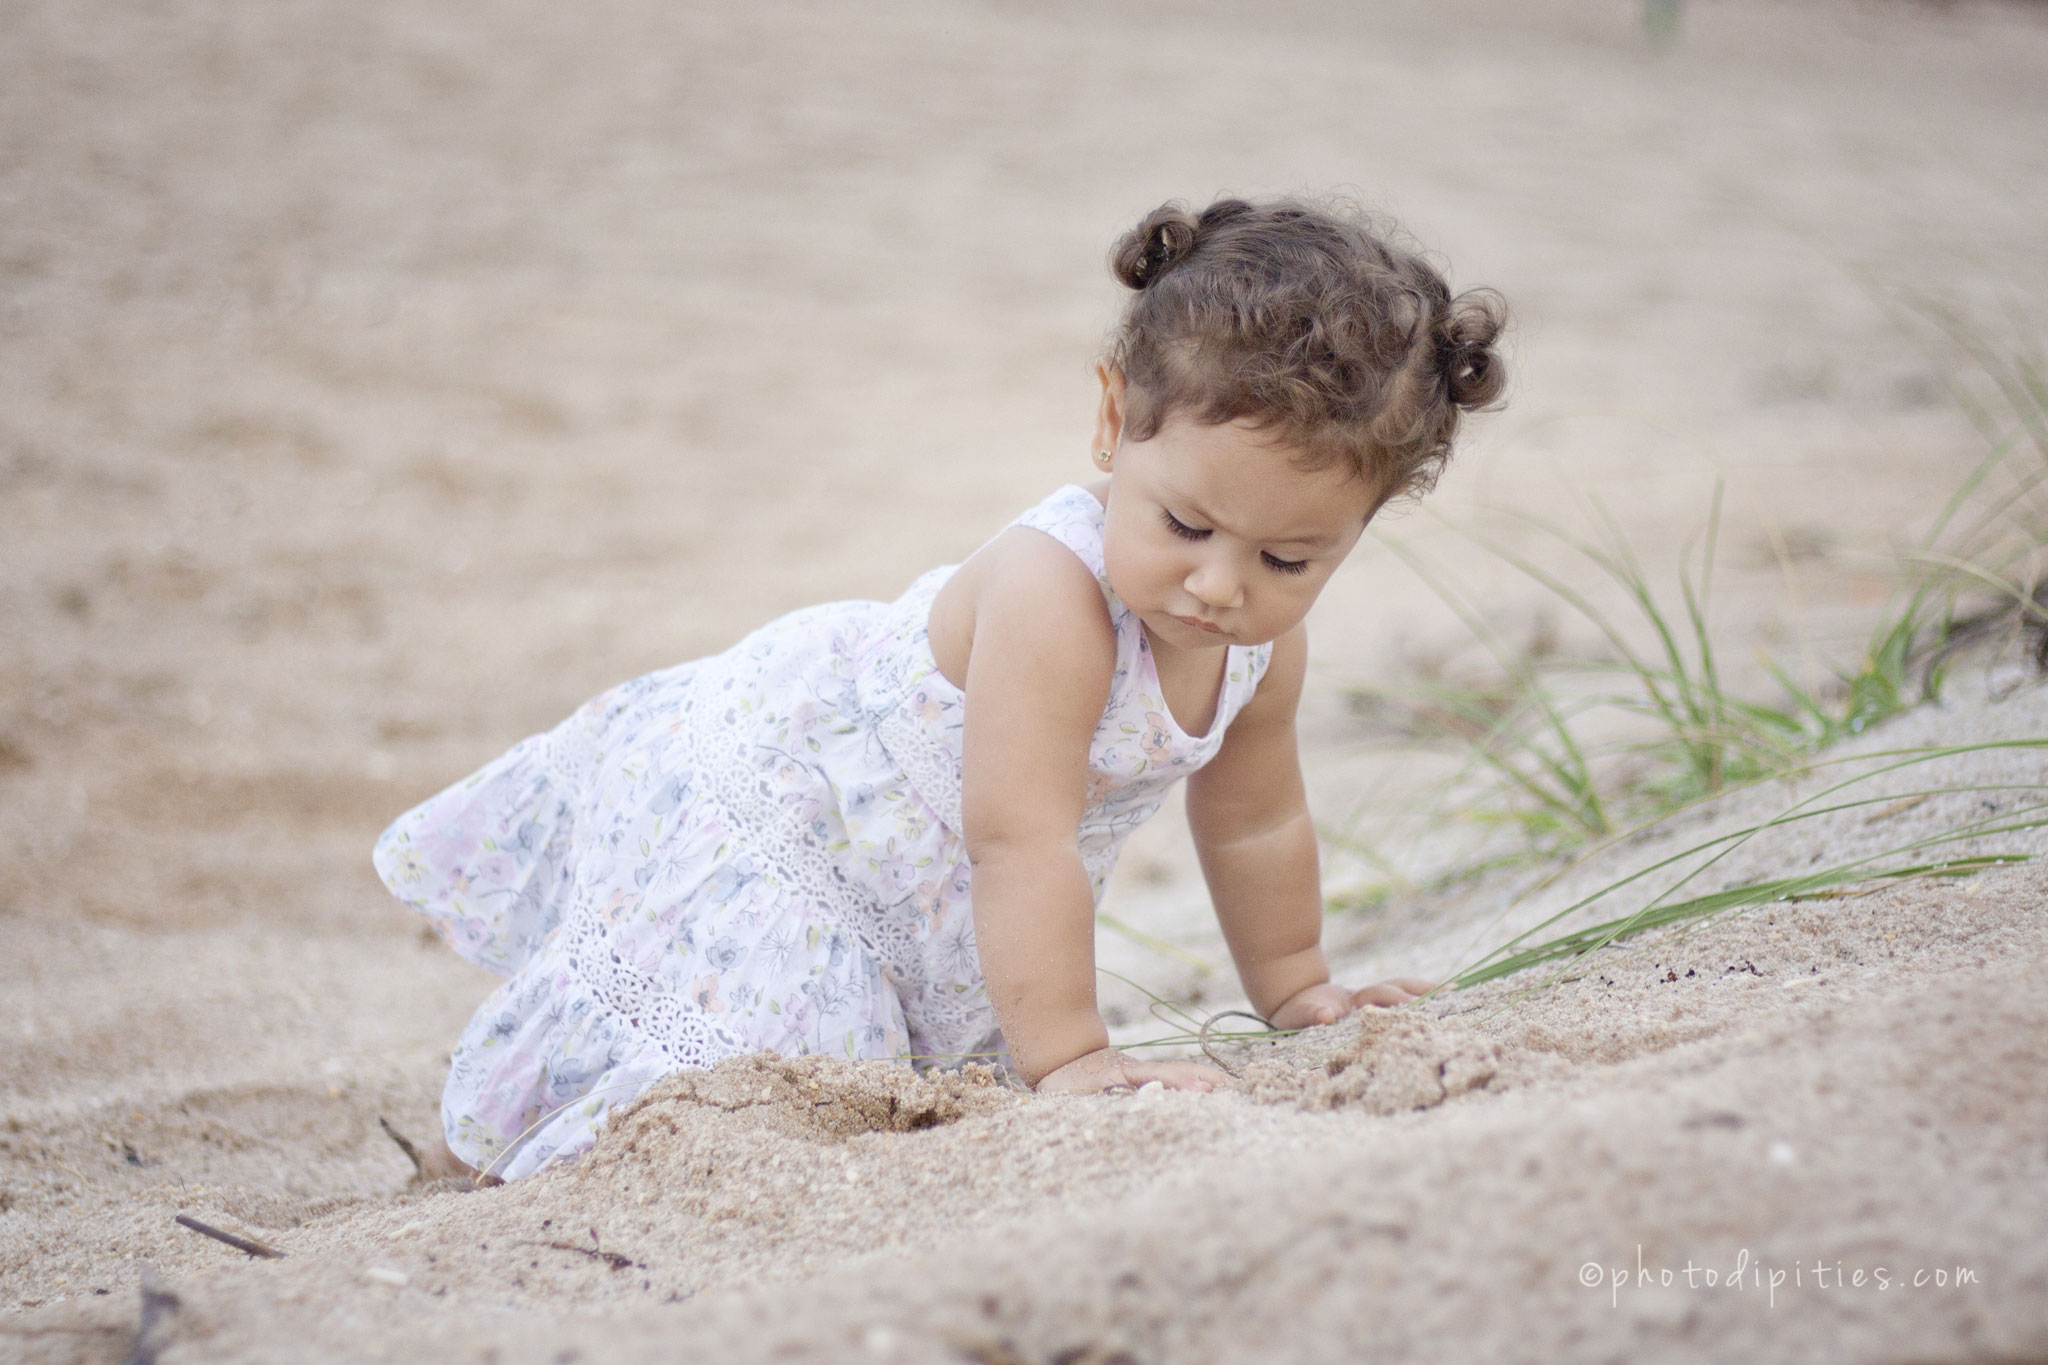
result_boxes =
[1450,853,2027,989]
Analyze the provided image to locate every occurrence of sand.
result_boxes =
[4,0,2048,1360]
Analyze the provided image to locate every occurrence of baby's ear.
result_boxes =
[1093,365,1128,456]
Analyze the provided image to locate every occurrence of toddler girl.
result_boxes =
[373,194,1506,1180]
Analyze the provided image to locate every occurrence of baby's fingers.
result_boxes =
[1350,977,1436,1008]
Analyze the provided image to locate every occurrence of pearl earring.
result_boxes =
[1095,450,1112,465]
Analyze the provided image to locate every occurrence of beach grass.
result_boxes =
[1321,310,2048,1004]
[1443,742,2048,998]
[1341,304,2044,866]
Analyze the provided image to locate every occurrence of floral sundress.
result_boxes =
[372,484,1272,1177]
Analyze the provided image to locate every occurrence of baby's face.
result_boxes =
[1099,412,1380,655]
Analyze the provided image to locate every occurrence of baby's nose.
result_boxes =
[1185,559,1244,610]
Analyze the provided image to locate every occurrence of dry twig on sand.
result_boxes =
[519,1227,639,1272]
[378,1116,425,1176]
[173,1214,286,1259]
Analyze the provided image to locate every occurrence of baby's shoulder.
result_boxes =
[927,524,1116,694]
[960,521,1114,632]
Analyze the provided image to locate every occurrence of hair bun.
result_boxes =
[1439,289,1508,409]
[1110,203,1201,290]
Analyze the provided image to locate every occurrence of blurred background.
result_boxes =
[3,0,2047,1079]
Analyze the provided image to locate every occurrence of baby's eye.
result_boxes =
[1159,509,1210,542]
[1262,552,1311,576]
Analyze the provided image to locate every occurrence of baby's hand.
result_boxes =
[1269,977,1436,1031]
[1032,1047,1221,1096]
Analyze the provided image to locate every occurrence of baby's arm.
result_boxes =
[958,532,1216,1093]
[1187,624,1432,1027]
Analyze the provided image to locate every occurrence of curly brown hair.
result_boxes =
[1105,195,1507,507]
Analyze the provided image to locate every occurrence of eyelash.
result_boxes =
[1159,509,1312,576]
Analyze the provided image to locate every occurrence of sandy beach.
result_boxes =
[4,1,2047,1360]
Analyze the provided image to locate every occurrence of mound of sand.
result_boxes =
[1238,1009,1503,1114]
[11,852,2046,1363]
